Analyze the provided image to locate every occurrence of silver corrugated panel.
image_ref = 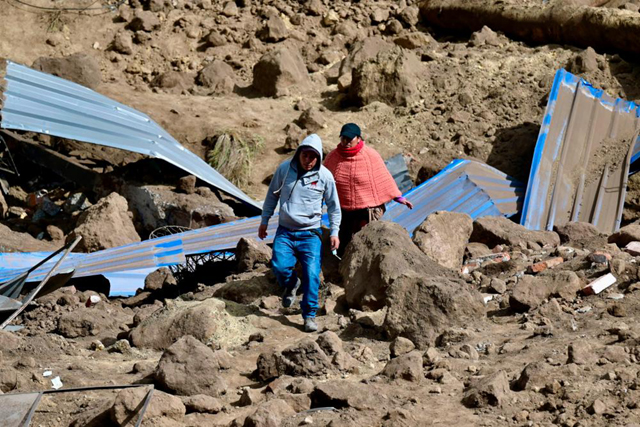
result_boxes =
[521,69,640,234]
[383,159,524,235]
[0,60,261,211]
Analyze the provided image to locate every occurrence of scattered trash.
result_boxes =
[625,241,640,256]
[331,249,341,260]
[583,273,617,296]
[86,295,102,307]
[462,253,511,274]
[43,370,52,377]
[607,293,624,301]
[576,306,592,314]
[482,295,495,304]
[51,376,63,390]
[527,256,563,274]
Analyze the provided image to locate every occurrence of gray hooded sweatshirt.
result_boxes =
[261,134,341,236]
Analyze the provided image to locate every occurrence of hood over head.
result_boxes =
[295,134,323,170]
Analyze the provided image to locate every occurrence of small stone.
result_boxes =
[588,399,607,415]
[390,337,415,358]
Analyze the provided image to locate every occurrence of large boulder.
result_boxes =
[462,370,511,408]
[380,350,423,383]
[124,184,236,233]
[256,340,331,381]
[32,53,102,89]
[57,306,132,338]
[338,36,395,88]
[258,14,289,42]
[236,238,272,272]
[68,192,140,252]
[252,46,310,97]
[348,46,423,107]
[130,299,227,350]
[413,211,473,269]
[243,399,295,427]
[471,216,560,249]
[111,387,185,425]
[155,335,229,397]
[609,224,640,247]
[214,270,279,304]
[197,59,236,95]
[341,221,484,348]
[555,221,603,245]
[509,270,582,312]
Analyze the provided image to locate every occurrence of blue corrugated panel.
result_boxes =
[383,159,524,235]
[0,239,185,284]
[521,68,640,234]
[0,61,261,211]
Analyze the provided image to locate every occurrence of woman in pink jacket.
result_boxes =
[324,123,413,256]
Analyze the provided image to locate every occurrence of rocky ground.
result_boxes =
[2,0,640,426]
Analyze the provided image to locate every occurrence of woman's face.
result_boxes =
[340,135,359,149]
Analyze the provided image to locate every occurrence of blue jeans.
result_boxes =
[272,227,322,319]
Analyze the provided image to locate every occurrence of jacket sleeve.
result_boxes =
[261,164,285,225]
[323,173,342,237]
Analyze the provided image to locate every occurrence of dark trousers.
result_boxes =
[338,205,385,257]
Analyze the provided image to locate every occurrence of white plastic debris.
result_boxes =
[576,306,592,314]
[51,376,63,390]
[42,370,52,377]
[302,417,313,425]
[607,293,624,301]
[85,295,101,307]
[482,295,495,304]
[583,273,616,295]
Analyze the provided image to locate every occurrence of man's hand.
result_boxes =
[330,236,340,251]
[258,224,268,240]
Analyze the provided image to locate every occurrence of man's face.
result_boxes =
[299,150,319,171]
[340,135,358,148]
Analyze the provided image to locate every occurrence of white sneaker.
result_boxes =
[304,317,318,332]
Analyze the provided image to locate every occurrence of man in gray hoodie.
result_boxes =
[258,134,341,332]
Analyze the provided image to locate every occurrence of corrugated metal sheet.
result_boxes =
[0,60,261,211]
[521,69,640,234]
[0,159,522,293]
[383,159,524,235]
[0,238,185,284]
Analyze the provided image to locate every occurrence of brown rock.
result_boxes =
[394,32,433,49]
[338,36,395,81]
[512,362,548,391]
[342,221,483,348]
[239,387,265,407]
[310,381,378,410]
[182,394,223,414]
[316,331,343,356]
[252,47,310,97]
[296,107,326,133]
[0,368,21,393]
[258,14,289,43]
[112,32,133,55]
[130,299,226,350]
[469,26,500,47]
[46,225,64,241]
[471,216,560,248]
[57,306,132,338]
[111,387,185,424]
[462,370,510,407]
[151,71,192,93]
[399,6,420,26]
[68,192,140,252]
[197,60,236,95]
[554,221,602,244]
[256,340,331,381]
[128,10,161,32]
[0,331,23,351]
[155,335,229,397]
[214,271,278,304]
[144,267,177,292]
[567,342,596,365]
[569,47,600,74]
[348,46,423,107]
[32,53,102,89]
[609,224,640,247]
[236,238,272,272]
[176,175,197,194]
[243,399,295,427]
[412,211,473,269]
[381,350,423,383]
[390,337,415,358]
[283,122,306,152]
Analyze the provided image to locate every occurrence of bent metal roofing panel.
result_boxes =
[521,68,640,234]
[0,60,261,211]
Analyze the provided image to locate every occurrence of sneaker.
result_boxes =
[304,317,318,332]
[282,278,301,308]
